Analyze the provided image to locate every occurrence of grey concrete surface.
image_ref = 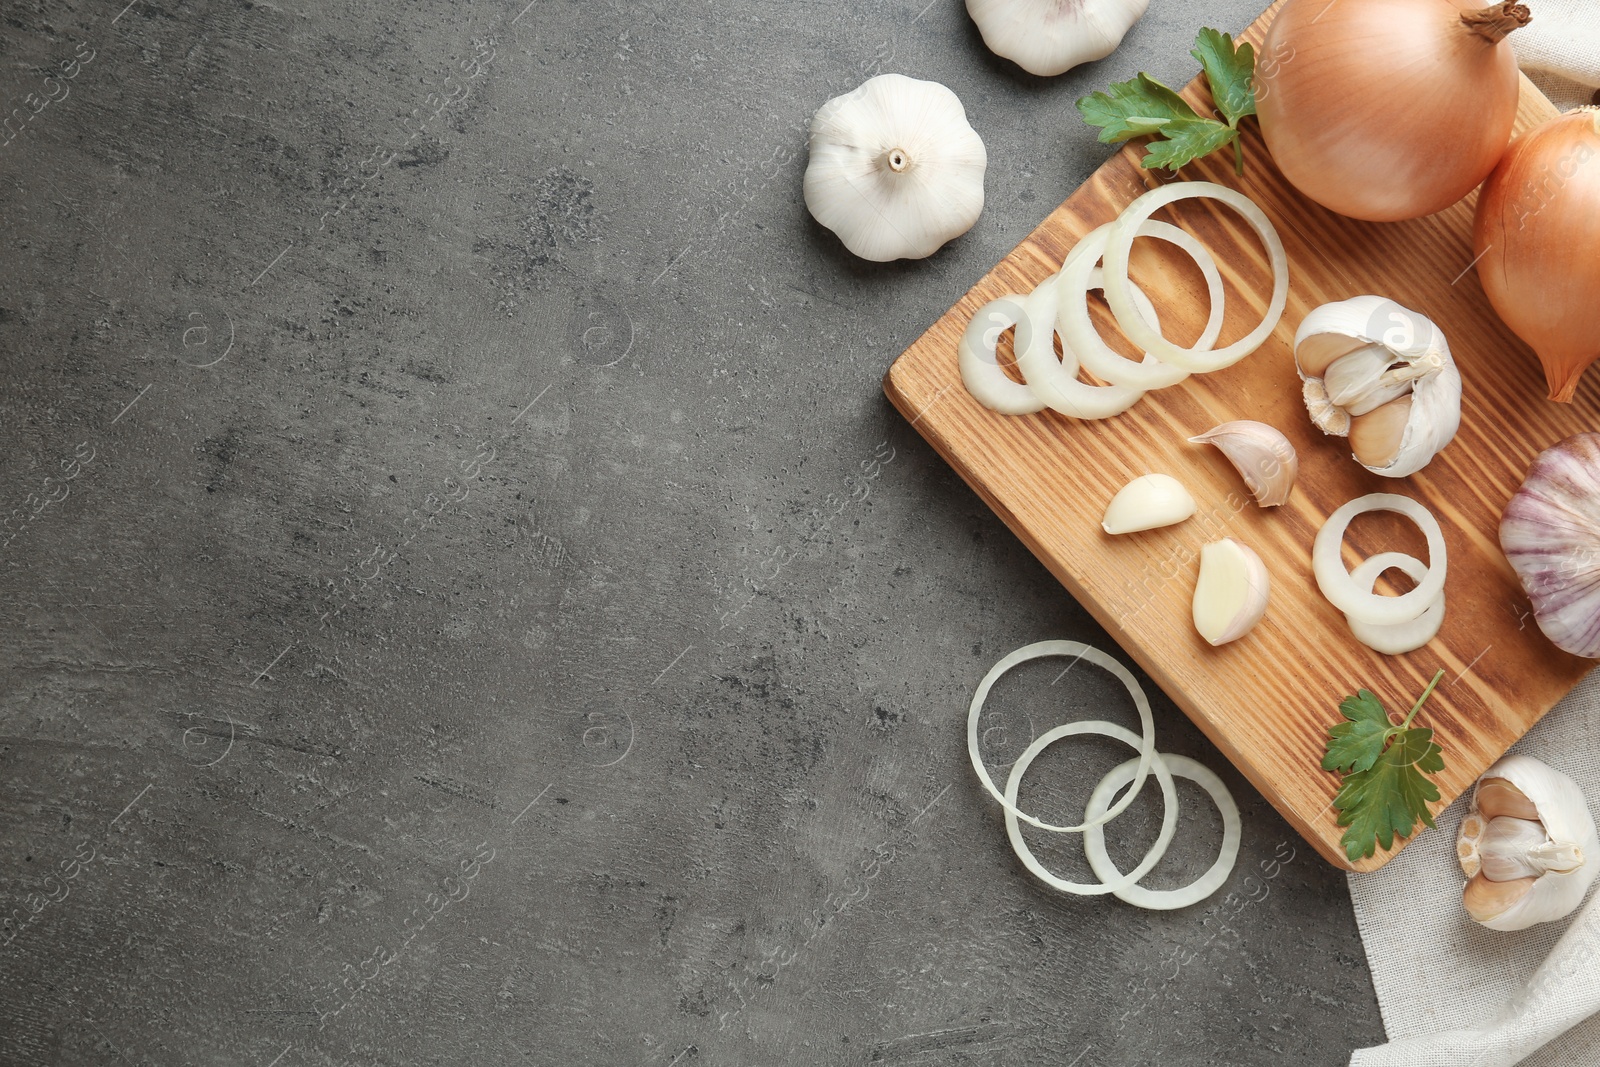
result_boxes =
[0,0,1387,1064]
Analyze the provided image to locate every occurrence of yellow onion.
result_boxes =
[1473,108,1600,402]
[1256,0,1529,222]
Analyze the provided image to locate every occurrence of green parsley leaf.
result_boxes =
[1321,670,1448,863]
[1320,689,1393,775]
[1190,28,1257,127]
[1141,119,1243,173]
[1076,74,1200,144]
[1075,27,1258,175]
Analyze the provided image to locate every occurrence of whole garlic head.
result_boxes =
[966,0,1151,77]
[803,74,986,262]
[1293,296,1462,478]
[1457,754,1599,932]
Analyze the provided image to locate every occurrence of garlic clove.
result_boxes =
[803,74,987,262]
[1191,539,1270,646]
[1294,296,1462,477]
[1323,344,1423,416]
[1463,872,1539,926]
[1456,754,1600,931]
[1500,433,1600,658]
[1475,777,1541,822]
[1478,817,1570,881]
[1101,474,1196,535]
[1295,330,1371,379]
[966,0,1150,77]
[1348,396,1412,470]
[1188,421,1298,507]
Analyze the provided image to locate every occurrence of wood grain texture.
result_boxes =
[884,5,1595,871]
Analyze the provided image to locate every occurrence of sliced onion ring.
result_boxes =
[1003,721,1179,896]
[966,640,1156,833]
[1101,181,1289,374]
[1055,220,1226,391]
[1314,493,1448,628]
[958,295,1045,416]
[1014,268,1153,419]
[1346,551,1446,656]
[1082,754,1241,910]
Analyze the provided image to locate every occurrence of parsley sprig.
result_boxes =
[1076,28,1257,175]
[1321,670,1448,863]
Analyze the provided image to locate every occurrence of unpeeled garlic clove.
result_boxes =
[1101,474,1195,535]
[1323,344,1426,416]
[1348,396,1413,470]
[1463,872,1540,925]
[1455,754,1600,931]
[1477,776,1542,821]
[803,74,987,262]
[1188,421,1298,507]
[1191,539,1270,646]
[966,0,1150,77]
[1293,296,1462,478]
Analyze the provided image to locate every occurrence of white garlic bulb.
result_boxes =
[803,74,986,262]
[1293,296,1462,478]
[1457,754,1599,932]
[1501,433,1600,659]
[966,0,1151,77]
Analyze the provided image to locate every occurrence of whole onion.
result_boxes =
[1255,0,1529,222]
[1473,107,1600,402]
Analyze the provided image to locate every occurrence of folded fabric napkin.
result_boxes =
[1349,677,1600,1066]
[1513,0,1600,110]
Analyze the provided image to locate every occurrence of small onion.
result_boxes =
[1256,0,1529,222]
[1472,107,1600,403]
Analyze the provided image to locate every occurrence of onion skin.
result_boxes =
[1256,0,1526,222]
[1473,108,1600,403]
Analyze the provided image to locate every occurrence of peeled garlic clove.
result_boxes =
[1455,753,1600,931]
[1501,433,1600,658]
[1293,296,1462,478]
[1188,421,1298,507]
[1192,539,1270,646]
[1101,474,1195,535]
[803,74,987,262]
[966,0,1150,77]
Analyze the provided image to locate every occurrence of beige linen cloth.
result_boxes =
[1346,9,1600,1066]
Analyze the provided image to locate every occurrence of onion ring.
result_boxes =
[958,295,1045,415]
[966,640,1156,833]
[1346,551,1446,655]
[1013,268,1155,419]
[1055,220,1226,391]
[1081,754,1241,910]
[1314,493,1448,628]
[1100,182,1289,374]
[1003,721,1180,896]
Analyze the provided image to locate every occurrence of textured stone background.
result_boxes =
[0,1,1385,1063]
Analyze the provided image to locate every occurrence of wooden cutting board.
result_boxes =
[884,4,1596,870]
